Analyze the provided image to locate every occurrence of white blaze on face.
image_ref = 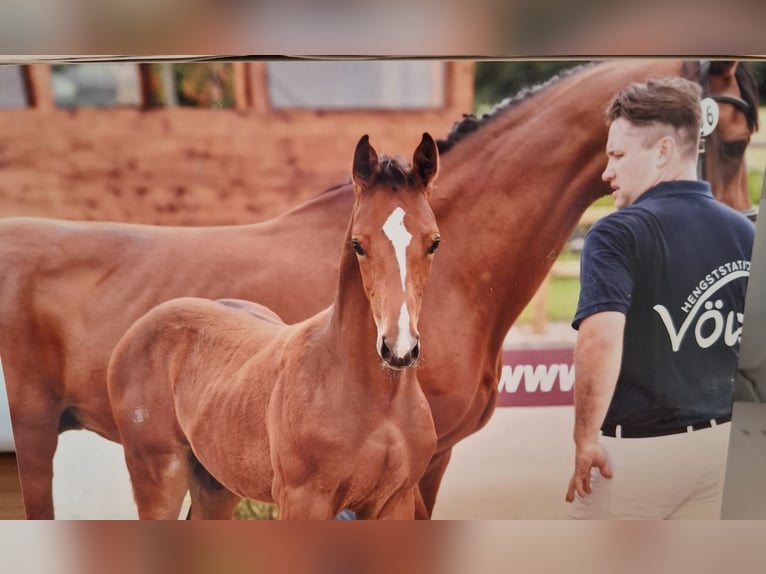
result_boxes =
[395,303,413,358]
[382,206,416,358]
[382,207,411,291]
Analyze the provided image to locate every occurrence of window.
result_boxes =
[52,63,141,108]
[267,61,445,109]
[0,65,26,108]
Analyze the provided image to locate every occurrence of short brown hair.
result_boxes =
[606,77,702,158]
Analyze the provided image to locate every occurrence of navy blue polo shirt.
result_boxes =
[573,180,755,432]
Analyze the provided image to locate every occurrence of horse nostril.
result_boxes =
[411,341,420,360]
[380,338,393,361]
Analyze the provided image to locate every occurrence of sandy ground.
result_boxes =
[432,406,574,519]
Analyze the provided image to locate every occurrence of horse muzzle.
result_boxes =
[379,335,420,369]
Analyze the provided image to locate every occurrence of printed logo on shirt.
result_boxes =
[653,260,749,352]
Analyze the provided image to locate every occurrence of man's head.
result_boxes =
[602,77,702,209]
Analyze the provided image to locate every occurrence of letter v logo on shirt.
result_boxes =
[653,270,749,351]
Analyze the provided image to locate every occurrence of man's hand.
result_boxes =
[565,442,612,502]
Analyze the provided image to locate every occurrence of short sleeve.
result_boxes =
[572,215,637,330]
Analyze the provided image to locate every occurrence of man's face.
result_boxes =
[602,117,663,209]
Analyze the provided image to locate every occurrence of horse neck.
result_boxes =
[428,60,686,350]
[324,226,413,399]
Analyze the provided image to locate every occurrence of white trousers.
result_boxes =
[569,422,731,519]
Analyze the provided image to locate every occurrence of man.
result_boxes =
[565,77,755,519]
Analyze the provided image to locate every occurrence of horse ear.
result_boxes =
[413,132,439,190]
[352,134,379,195]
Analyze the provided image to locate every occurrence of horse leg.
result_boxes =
[413,486,428,519]
[374,488,416,520]
[275,486,336,520]
[122,447,190,520]
[10,406,61,519]
[187,468,241,520]
[416,448,453,518]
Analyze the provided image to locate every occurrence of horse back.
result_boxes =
[215,299,285,325]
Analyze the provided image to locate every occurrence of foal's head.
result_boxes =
[350,133,440,370]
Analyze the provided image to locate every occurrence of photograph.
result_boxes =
[0,58,761,519]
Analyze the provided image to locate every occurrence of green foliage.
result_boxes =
[474,61,590,112]
[517,276,581,325]
[144,63,235,108]
[749,169,764,205]
[233,498,279,520]
[173,63,235,108]
[747,62,766,102]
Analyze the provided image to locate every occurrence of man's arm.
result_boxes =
[565,311,625,502]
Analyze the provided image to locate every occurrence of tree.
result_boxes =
[474,61,589,112]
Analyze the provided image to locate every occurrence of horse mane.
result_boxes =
[730,62,760,131]
[435,62,596,154]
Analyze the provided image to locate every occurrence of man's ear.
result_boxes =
[656,135,675,167]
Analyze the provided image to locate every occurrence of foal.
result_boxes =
[107,133,441,519]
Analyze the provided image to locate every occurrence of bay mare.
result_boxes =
[108,134,441,519]
[0,60,758,518]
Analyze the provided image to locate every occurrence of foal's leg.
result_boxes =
[416,448,452,518]
[374,488,417,520]
[275,486,336,520]
[187,471,241,520]
[121,444,191,520]
[113,389,191,518]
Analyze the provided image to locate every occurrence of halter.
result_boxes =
[698,61,752,116]
[695,60,757,221]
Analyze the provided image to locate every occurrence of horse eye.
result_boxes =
[351,240,366,256]
[720,140,748,160]
[427,238,441,255]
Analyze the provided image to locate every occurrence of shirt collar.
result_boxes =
[633,180,713,205]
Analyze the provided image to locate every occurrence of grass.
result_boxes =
[749,169,764,205]
[745,104,766,202]
[517,276,581,325]
[234,499,278,520]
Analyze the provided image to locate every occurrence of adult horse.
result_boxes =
[107,134,441,519]
[696,60,759,220]
[0,60,758,519]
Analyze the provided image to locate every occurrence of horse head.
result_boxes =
[350,133,441,369]
[699,61,760,220]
